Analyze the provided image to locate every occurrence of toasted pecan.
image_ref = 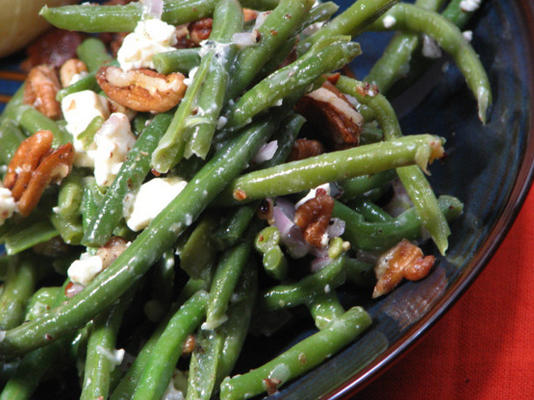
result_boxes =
[96,66,187,113]
[96,236,129,268]
[294,188,334,248]
[296,81,363,149]
[59,58,88,88]
[288,138,324,161]
[373,239,435,298]
[189,18,213,45]
[23,65,61,120]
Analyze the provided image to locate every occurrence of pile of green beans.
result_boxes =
[0,0,491,399]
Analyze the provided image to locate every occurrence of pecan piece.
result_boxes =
[294,188,334,248]
[59,58,88,88]
[373,239,435,298]
[189,18,213,45]
[96,236,129,268]
[182,334,196,355]
[97,66,187,113]
[23,65,61,120]
[288,138,324,161]
[296,81,364,149]
[243,8,259,22]
[22,29,84,71]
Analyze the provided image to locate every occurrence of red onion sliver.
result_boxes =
[142,0,163,19]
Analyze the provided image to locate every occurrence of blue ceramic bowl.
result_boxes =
[0,0,533,399]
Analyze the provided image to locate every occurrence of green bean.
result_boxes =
[184,0,244,161]
[340,170,396,202]
[80,177,105,234]
[49,214,83,246]
[307,292,345,330]
[262,255,347,311]
[0,117,278,358]
[333,195,463,251]
[218,134,444,206]
[302,2,340,31]
[226,38,361,130]
[204,241,253,330]
[360,122,384,144]
[147,249,176,319]
[298,0,398,53]
[19,107,71,146]
[256,36,298,80]
[82,113,172,247]
[255,226,288,281]
[337,75,451,254]
[345,258,375,287]
[259,113,305,169]
[220,306,372,400]
[80,291,132,400]
[153,49,201,75]
[355,200,393,223]
[0,258,38,330]
[132,290,208,400]
[0,119,25,165]
[239,0,280,10]
[179,216,217,279]
[24,287,62,322]
[213,205,257,250]
[40,0,217,33]
[3,221,58,256]
[50,172,84,245]
[0,84,25,124]
[365,0,447,93]
[369,3,491,123]
[228,0,314,100]
[77,38,113,73]
[442,0,484,28]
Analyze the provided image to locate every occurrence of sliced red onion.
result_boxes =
[385,179,413,217]
[141,0,164,19]
[327,217,345,238]
[253,140,278,164]
[272,198,310,258]
[311,255,332,272]
[231,32,258,49]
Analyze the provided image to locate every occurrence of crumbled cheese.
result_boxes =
[61,90,110,167]
[68,252,104,286]
[421,35,442,59]
[96,345,125,368]
[460,0,481,12]
[0,187,16,226]
[183,66,198,86]
[117,18,178,71]
[92,113,136,187]
[162,381,185,400]
[382,15,396,29]
[295,183,331,209]
[124,177,188,231]
[69,71,88,86]
[231,32,259,49]
[462,30,473,42]
[217,116,228,130]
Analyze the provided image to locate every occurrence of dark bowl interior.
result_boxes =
[0,0,533,399]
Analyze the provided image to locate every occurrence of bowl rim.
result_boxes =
[323,2,534,398]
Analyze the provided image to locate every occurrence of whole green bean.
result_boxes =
[50,172,84,245]
[259,113,305,169]
[227,0,314,100]
[0,117,278,358]
[369,3,491,123]
[132,290,208,400]
[226,38,361,130]
[354,200,393,223]
[4,220,58,256]
[0,84,25,123]
[255,226,288,281]
[153,49,201,75]
[0,258,38,330]
[82,113,172,247]
[307,292,345,330]
[217,134,444,206]
[76,38,113,73]
[262,255,347,311]
[179,216,217,279]
[220,306,372,400]
[19,107,71,146]
[204,241,253,330]
[442,0,485,28]
[80,177,105,234]
[239,0,280,10]
[334,195,463,251]
[340,170,396,202]
[40,0,217,33]
[0,119,25,165]
[213,205,257,250]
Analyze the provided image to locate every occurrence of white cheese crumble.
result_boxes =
[0,187,16,226]
[162,381,185,400]
[462,30,473,42]
[422,35,442,59]
[61,90,110,167]
[295,183,331,209]
[68,252,104,286]
[92,113,137,187]
[231,32,259,49]
[124,177,188,232]
[96,345,125,368]
[117,18,178,71]
[460,0,481,12]
[382,15,396,29]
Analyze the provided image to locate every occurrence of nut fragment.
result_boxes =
[175,18,213,48]
[263,378,281,396]
[373,239,435,298]
[296,81,363,149]
[96,236,130,268]
[288,138,324,161]
[182,335,196,355]
[23,65,61,119]
[243,8,259,22]
[96,66,186,113]
[294,188,334,248]
[22,29,84,71]
[59,58,88,88]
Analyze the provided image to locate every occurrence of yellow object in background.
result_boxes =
[0,0,77,58]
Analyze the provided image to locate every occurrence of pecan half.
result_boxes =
[59,58,88,88]
[243,8,259,22]
[182,334,196,355]
[175,18,213,49]
[296,81,364,149]
[96,66,187,113]
[22,29,84,71]
[96,236,129,268]
[373,239,435,298]
[294,188,334,248]
[288,138,324,161]
[4,130,74,217]
[23,65,61,120]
